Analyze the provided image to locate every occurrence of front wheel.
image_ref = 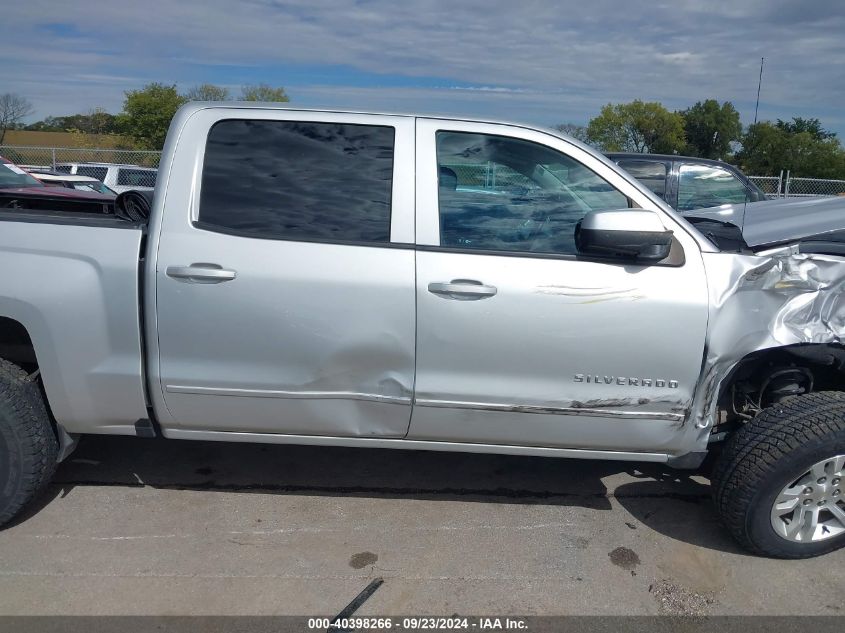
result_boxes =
[711,391,845,558]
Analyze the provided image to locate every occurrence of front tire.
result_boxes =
[712,391,845,558]
[0,359,58,527]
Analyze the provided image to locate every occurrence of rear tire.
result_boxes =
[712,391,845,558]
[0,359,58,528]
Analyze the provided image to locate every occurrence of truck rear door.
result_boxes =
[151,109,416,438]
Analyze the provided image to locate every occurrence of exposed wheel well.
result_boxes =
[715,343,845,432]
[0,317,37,373]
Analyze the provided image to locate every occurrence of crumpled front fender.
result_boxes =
[688,245,845,451]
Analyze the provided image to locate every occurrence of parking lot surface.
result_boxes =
[0,435,842,616]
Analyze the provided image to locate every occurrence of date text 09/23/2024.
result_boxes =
[308,616,528,629]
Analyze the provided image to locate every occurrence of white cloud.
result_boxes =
[1,0,843,132]
[659,52,699,65]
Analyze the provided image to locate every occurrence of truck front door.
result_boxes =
[151,110,416,438]
[408,119,711,455]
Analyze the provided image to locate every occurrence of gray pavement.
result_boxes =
[0,435,842,616]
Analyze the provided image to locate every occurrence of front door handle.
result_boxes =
[166,264,237,284]
[428,279,497,300]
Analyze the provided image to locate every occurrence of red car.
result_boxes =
[0,156,114,213]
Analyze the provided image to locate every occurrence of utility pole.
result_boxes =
[754,57,764,125]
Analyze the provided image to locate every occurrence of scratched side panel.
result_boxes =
[155,234,417,437]
[409,249,709,452]
[150,108,418,439]
[409,407,688,452]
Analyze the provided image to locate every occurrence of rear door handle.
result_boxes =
[428,279,497,300]
[166,264,237,284]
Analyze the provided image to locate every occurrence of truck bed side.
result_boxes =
[0,213,148,434]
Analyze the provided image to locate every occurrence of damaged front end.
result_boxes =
[687,243,845,456]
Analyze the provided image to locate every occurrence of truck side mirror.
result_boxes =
[575,209,673,263]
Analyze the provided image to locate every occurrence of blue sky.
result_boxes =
[3,0,845,136]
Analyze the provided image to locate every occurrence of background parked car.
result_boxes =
[54,162,157,193]
[606,153,768,211]
[0,156,114,214]
[28,170,117,196]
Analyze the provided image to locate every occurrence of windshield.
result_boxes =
[0,161,43,189]
[677,164,750,211]
[72,182,116,195]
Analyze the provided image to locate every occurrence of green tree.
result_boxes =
[25,110,120,135]
[118,83,187,149]
[735,122,785,176]
[775,117,836,140]
[737,121,845,178]
[552,123,589,143]
[680,99,742,159]
[84,108,120,134]
[25,116,64,131]
[240,83,289,102]
[586,100,685,154]
[184,84,231,101]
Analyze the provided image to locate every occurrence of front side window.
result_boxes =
[198,119,395,244]
[677,164,749,212]
[617,160,668,200]
[436,131,629,255]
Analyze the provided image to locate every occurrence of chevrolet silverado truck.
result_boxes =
[2,104,845,559]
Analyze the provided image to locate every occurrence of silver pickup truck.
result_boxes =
[2,103,845,559]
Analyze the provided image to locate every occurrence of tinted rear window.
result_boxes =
[117,168,157,187]
[76,166,108,181]
[198,119,394,244]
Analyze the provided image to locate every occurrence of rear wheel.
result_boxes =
[0,359,58,527]
[712,391,845,558]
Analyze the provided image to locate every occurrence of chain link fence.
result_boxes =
[784,176,845,198]
[747,175,783,198]
[443,162,612,193]
[0,145,161,190]
[0,145,161,169]
[3,145,845,200]
[448,162,845,200]
[443,162,532,190]
[748,172,845,198]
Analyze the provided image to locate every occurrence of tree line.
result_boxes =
[556,99,845,179]
[2,87,844,178]
[0,83,289,150]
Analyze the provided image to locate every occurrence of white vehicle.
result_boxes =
[29,171,117,196]
[54,162,157,194]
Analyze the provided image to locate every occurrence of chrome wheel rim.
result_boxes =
[771,455,845,543]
